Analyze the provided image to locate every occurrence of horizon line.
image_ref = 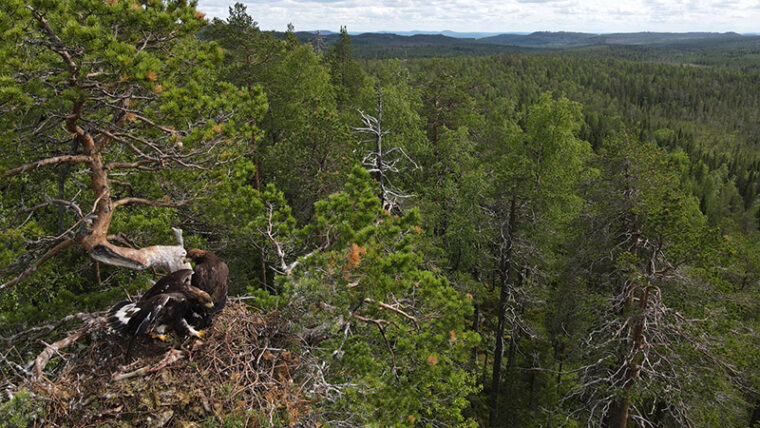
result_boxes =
[289,29,759,36]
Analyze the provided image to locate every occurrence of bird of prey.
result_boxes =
[185,249,229,329]
[108,269,213,360]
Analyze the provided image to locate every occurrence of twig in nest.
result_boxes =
[2,312,99,345]
[112,348,185,381]
[0,347,31,378]
[33,331,86,381]
[30,314,104,381]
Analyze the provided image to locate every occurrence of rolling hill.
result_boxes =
[289,30,760,62]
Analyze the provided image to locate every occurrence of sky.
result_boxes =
[195,0,760,34]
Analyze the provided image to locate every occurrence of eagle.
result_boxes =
[185,248,229,329]
[138,268,198,301]
[108,269,213,359]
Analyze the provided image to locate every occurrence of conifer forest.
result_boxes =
[3,1,760,427]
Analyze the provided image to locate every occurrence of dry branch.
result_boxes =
[26,5,79,76]
[0,155,91,180]
[105,160,158,171]
[1,312,98,345]
[351,312,398,372]
[112,348,186,381]
[2,199,84,231]
[363,297,420,330]
[33,331,86,381]
[353,84,418,212]
[112,197,190,209]
[31,313,105,381]
[0,239,76,293]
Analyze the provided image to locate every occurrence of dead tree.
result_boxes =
[561,237,717,427]
[312,30,326,56]
[483,195,538,426]
[487,195,518,426]
[354,83,419,213]
[558,155,739,428]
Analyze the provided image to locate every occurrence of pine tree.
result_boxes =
[0,0,265,295]
[284,166,479,427]
[326,26,365,112]
[559,136,740,427]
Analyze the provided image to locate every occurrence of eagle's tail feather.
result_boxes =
[110,301,158,362]
[108,301,137,334]
[133,309,155,338]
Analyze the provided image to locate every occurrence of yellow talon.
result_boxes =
[195,330,206,338]
[152,334,169,342]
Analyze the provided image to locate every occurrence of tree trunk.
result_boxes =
[482,350,490,386]
[373,85,386,209]
[472,304,481,364]
[504,274,524,378]
[749,399,760,427]
[66,121,189,272]
[505,328,520,376]
[605,202,644,428]
[555,338,566,393]
[259,252,270,292]
[607,284,650,428]
[250,129,262,192]
[93,260,101,287]
[489,195,517,427]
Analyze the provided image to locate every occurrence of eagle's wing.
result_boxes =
[191,263,214,294]
[108,301,140,334]
[192,261,229,306]
[141,276,175,301]
[211,262,229,310]
[110,292,193,361]
[141,270,190,301]
[132,294,173,337]
[109,294,181,337]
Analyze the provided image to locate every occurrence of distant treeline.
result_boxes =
[286,29,760,65]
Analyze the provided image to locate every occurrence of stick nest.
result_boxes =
[2,303,317,427]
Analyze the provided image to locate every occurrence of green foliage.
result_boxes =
[204,10,358,219]
[0,0,266,323]
[284,167,479,427]
[553,135,738,426]
[3,4,760,427]
[0,389,45,427]
[326,27,366,111]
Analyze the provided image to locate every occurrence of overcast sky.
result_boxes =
[195,0,760,34]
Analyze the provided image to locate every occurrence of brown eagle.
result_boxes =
[108,269,213,359]
[185,248,229,329]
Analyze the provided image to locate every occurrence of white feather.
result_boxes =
[113,303,137,326]
[181,319,201,337]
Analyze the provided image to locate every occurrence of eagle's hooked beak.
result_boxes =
[188,286,212,308]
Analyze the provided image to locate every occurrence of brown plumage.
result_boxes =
[140,269,194,300]
[107,269,214,360]
[186,249,229,313]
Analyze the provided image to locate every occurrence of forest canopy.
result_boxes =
[2,1,760,427]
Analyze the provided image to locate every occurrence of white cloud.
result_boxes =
[195,0,760,33]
